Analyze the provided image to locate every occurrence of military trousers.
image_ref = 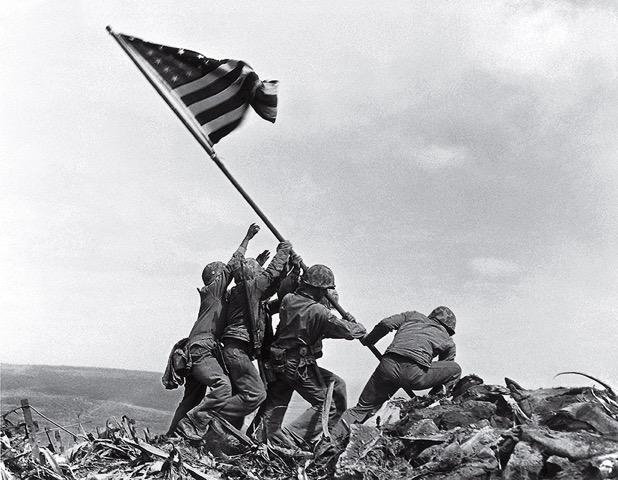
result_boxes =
[331,353,461,440]
[250,357,347,444]
[218,339,267,429]
[167,340,232,435]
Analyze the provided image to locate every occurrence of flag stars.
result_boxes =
[147,49,154,56]
[178,49,185,55]
[171,75,179,82]
[154,58,162,65]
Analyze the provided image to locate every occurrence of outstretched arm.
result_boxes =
[228,223,260,268]
[238,223,260,254]
[321,309,367,340]
[361,311,410,346]
[254,240,292,294]
[211,224,261,297]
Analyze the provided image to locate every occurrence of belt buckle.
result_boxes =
[299,346,308,356]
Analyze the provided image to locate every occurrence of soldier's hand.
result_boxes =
[277,240,293,252]
[290,251,303,267]
[247,223,260,239]
[256,249,271,266]
[343,312,356,323]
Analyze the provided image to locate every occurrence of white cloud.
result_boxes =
[469,257,522,277]
[415,144,469,170]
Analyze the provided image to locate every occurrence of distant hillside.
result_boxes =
[1,363,181,434]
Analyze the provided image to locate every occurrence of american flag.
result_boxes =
[120,34,278,144]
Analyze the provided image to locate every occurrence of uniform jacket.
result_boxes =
[222,247,290,348]
[363,310,456,368]
[187,247,245,345]
[272,292,366,358]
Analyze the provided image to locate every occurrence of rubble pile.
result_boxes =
[2,374,617,479]
[332,375,618,480]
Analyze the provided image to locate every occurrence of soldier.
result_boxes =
[216,239,294,428]
[254,265,367,446]
[330,306,461,442]
[167,224,260,437]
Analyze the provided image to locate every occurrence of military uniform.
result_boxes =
[253,291,366,444]
[331,309,461,440]
[218,245,291,428]
[166,248,245,435]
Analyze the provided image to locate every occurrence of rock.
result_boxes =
[460,426,501,461]
[437,464,495,479]
[546,402,618,436]
[334,424,415,479]
[505,381,600,424]
[544,455,571,476]
[520,426,618,460]
[451,374,484,398]
[589,452,618,479]
[334,425,382,479]
[405,418,440,437]
[503,441,543,480]
[461,384,510,403]
[416,444,444,465]
[436,401,497,429]
[436,442,464,470]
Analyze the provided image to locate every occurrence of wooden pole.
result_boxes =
[20,399,42,464]
[106,26,382,361]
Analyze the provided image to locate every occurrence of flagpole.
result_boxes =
[106,26,383,362]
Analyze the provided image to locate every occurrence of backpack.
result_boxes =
[162,338,191,389]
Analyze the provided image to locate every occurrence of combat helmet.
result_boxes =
[234,258,263,283]
[429,306,456,335]
[202,261,226,286]
[302,264,336,289]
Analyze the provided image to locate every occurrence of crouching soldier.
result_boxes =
[254,265,367,447]
[330,306,461,442]
[165,224,260,437]
[217,240,293,429]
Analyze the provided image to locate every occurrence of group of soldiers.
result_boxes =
[162,224,462,448]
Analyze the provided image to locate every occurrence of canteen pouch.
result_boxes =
[269,346,287,375]
[172,347,192,377]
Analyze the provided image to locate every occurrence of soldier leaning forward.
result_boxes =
[216,240,293,429]
[253,264,367,447]
[330,306,461,443]
[164,224,260,437]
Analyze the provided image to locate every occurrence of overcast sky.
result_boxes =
[2,1,617,392]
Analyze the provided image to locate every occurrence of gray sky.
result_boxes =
[2,1,617,390]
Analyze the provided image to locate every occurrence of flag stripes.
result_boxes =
[119,34,277,144]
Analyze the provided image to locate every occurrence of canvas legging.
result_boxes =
[331,353,461,441]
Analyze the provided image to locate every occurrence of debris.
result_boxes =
[4,377,618,479]
[544,455,571,476]
[520,425,618,460]
[546,402,618,436]
[502,441,543,480]
[554,371,616,399]
[321,381,336,440]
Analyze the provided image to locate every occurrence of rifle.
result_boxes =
[239,261,269,386]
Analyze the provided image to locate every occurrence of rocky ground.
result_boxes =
[2,374,617,479]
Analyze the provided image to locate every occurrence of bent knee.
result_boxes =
[242,389,267,410]
[332,374,347,392]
